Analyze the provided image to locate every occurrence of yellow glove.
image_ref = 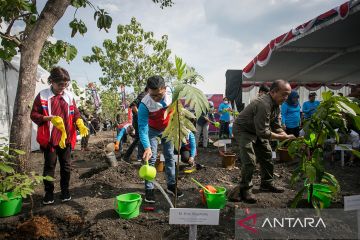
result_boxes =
[59,131,67,149]
[51,116,67,149]
[214,122,220,128]
[51,116,65,132]
[76,118,89,137]
[114,141,120,151]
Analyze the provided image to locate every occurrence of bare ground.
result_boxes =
[1,131,359,239]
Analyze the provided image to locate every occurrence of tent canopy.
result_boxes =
[242,0,360,85]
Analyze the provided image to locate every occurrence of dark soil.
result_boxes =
[1,131,359,239]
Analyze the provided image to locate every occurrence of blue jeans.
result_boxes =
[145,127,175,190]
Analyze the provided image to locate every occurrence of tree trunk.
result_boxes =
[9,0,71,171]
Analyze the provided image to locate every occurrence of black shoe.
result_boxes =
[145,189,156,204]
[42,192,54,205]
[240,189,257,204]
[260,183,284,193]
[166,185,184,198]
[61,190,72,202]
[122,156,132,164]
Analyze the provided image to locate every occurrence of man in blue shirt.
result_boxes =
[218,97,232,139]
[302,92,320,120]
[138,76,183,203]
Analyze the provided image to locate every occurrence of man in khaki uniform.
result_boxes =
[232,80,295,203]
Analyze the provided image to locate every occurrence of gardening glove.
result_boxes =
[51,116,67,149]
[59,131,67,149]
[214,122,220,128]
[114,141,120,151]
[51,116,66,132]
[76,118,89,137]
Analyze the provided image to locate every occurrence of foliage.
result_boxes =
[0,140,53,201]
[99,88,123,125]
[287,92,360,209]
[162,57,209,151]
[83,17,175,93]
[174,56,203,85]
[39,40,77,71]
[0,0,113,63]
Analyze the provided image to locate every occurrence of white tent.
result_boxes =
[0,55,49,151]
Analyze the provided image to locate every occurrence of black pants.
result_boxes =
[219,120,230,138]
[174,148,190,164]
[285,126,300,137]
[43,145,72,194]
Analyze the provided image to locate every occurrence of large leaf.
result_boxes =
[291,186,306,208]
[177,85,209,118]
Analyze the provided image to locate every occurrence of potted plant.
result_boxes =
[287,92,360,210]
[0,141,53,217]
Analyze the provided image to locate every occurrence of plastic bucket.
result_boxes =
[139,161,156,181]
[0,192,23,218]
[204,186,227,209]
[114,193,142,219]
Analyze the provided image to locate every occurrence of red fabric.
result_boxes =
[30,90,80,150]
[148,108,172,131]
[242,1,353,80]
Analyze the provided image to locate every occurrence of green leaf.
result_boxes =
[305,163,316,183]
[291,186,306,208]
[322,91,333,101]
[0,162,15,173]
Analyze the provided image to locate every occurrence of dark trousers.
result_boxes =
[219,120,230,138]
[43,145,72,194]
[285,126,300,137]
[174,148,190,164]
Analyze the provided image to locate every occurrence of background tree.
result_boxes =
[0,0,173,171]
[39,40,77,71]
[83,17,175,93]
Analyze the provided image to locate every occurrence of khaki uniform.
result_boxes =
[233,94,283,189]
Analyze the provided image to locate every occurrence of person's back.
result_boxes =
[302,93,320,119]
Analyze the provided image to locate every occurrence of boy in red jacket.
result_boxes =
[31,67,88,205]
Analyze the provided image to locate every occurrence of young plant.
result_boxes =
[0,141,53,201]
[162,56,209,206]
[288,92,360,209]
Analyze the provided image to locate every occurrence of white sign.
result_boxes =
[169,208,220,225]
[334,144,352,151]
[344,195,360,211]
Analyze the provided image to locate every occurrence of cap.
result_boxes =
[309,92,317,97]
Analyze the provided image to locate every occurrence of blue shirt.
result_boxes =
[281,103,301,128]
[182,132,196,157]
[116,128,126,142]
[218,102,232,122]
[302,100,320,119]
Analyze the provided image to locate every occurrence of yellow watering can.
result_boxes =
[139,160,156,181]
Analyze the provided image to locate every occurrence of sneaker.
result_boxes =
[122,156,132,164]
[145,189,156,204]
[166,185,184,198]
[42,192,54,205]
[61,190,72,202]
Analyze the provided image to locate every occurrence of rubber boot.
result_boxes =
[240,188,257,204]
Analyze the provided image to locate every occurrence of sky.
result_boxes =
[50,0,347,94]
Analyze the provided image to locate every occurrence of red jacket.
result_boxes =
[31,88,80,150]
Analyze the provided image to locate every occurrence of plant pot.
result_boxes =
[222,152,236,169]
[277,148,292,162]
[0,192,23,217]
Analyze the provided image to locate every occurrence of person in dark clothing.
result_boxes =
[195,101,215,148]
[122,88,148,162]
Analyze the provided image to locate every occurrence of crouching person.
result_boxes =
[174,131,197,168]
[30,67,88,205]
[138,76,184,203]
